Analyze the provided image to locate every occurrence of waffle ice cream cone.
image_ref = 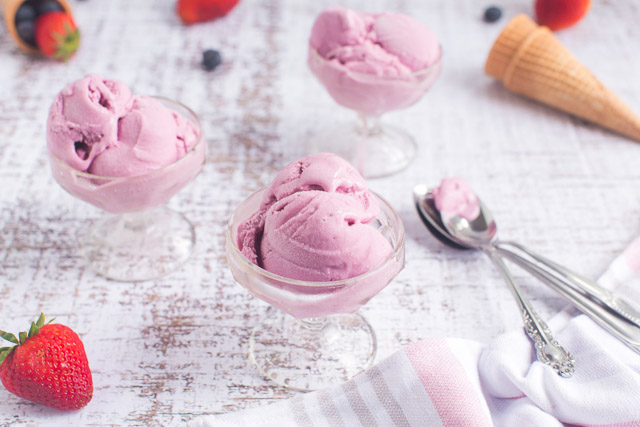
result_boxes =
[485,14,640,142]
[1,0,73,55]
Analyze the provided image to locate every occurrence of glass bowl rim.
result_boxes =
[226,188,406,288]
[308,43,443,80]
[48,96,205,182]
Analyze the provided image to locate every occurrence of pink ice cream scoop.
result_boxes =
[237,153,393,282]
[47,74,199,176]
[308,5,442,116]
[47,74,205,213]
[432,177,480,221]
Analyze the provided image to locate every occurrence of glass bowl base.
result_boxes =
[249,307,377,392]
[310,119,417,179]
[81,207,195,282]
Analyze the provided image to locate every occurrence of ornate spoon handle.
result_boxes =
[484,246,576,377]
[496,245,640,355]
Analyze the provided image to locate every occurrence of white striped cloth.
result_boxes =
[192,237,640,427]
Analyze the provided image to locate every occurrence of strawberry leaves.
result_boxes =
[0,314,52,362]
[51,21,79,61]
[0,331,19,345]
[0,331,18,364]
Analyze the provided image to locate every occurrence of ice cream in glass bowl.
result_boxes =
[308,6,442,178]
[47,74,206,282]
[226,153,405,391]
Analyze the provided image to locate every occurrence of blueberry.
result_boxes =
[16,20,36,46]
[483,6,502,23]
[15,2,37,24]
[35,0,64,15]
[202,49,222,71]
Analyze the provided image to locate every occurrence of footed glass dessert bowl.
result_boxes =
[308,45,442,178]
[49,97,206,282]
[226,188,405,391]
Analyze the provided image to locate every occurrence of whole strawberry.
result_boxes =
[0,314,93,410]
[34,11,80,61]
[535,0,591,31]
[177,0,240,24]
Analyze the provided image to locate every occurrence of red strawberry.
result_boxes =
[177,0,240,24]
[535,0,591,31]
[0,314,93,410]
[34,11,80,60]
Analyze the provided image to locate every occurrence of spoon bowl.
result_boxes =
[440,199,497,249]
[412,184,468,250]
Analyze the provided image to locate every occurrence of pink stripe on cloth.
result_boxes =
[405,339,492,427]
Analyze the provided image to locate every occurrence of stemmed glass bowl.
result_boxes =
[226,188,405,391]
[49,97,206,282]
[308,45,442,178]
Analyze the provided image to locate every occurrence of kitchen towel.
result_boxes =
[192,237,640,427]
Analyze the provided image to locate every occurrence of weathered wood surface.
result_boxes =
[1,0,640,424]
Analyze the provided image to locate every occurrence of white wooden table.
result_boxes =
[1,0,640,424]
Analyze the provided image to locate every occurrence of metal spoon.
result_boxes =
[414,184,640,355]
[413,184,576,377]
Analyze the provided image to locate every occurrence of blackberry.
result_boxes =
[36,0,64,16]
[15,1,37,24]
[16,20,36,46]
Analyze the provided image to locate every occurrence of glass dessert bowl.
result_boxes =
[226,188,405,391]
[308,44,442,178]
[49,97,206,282]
